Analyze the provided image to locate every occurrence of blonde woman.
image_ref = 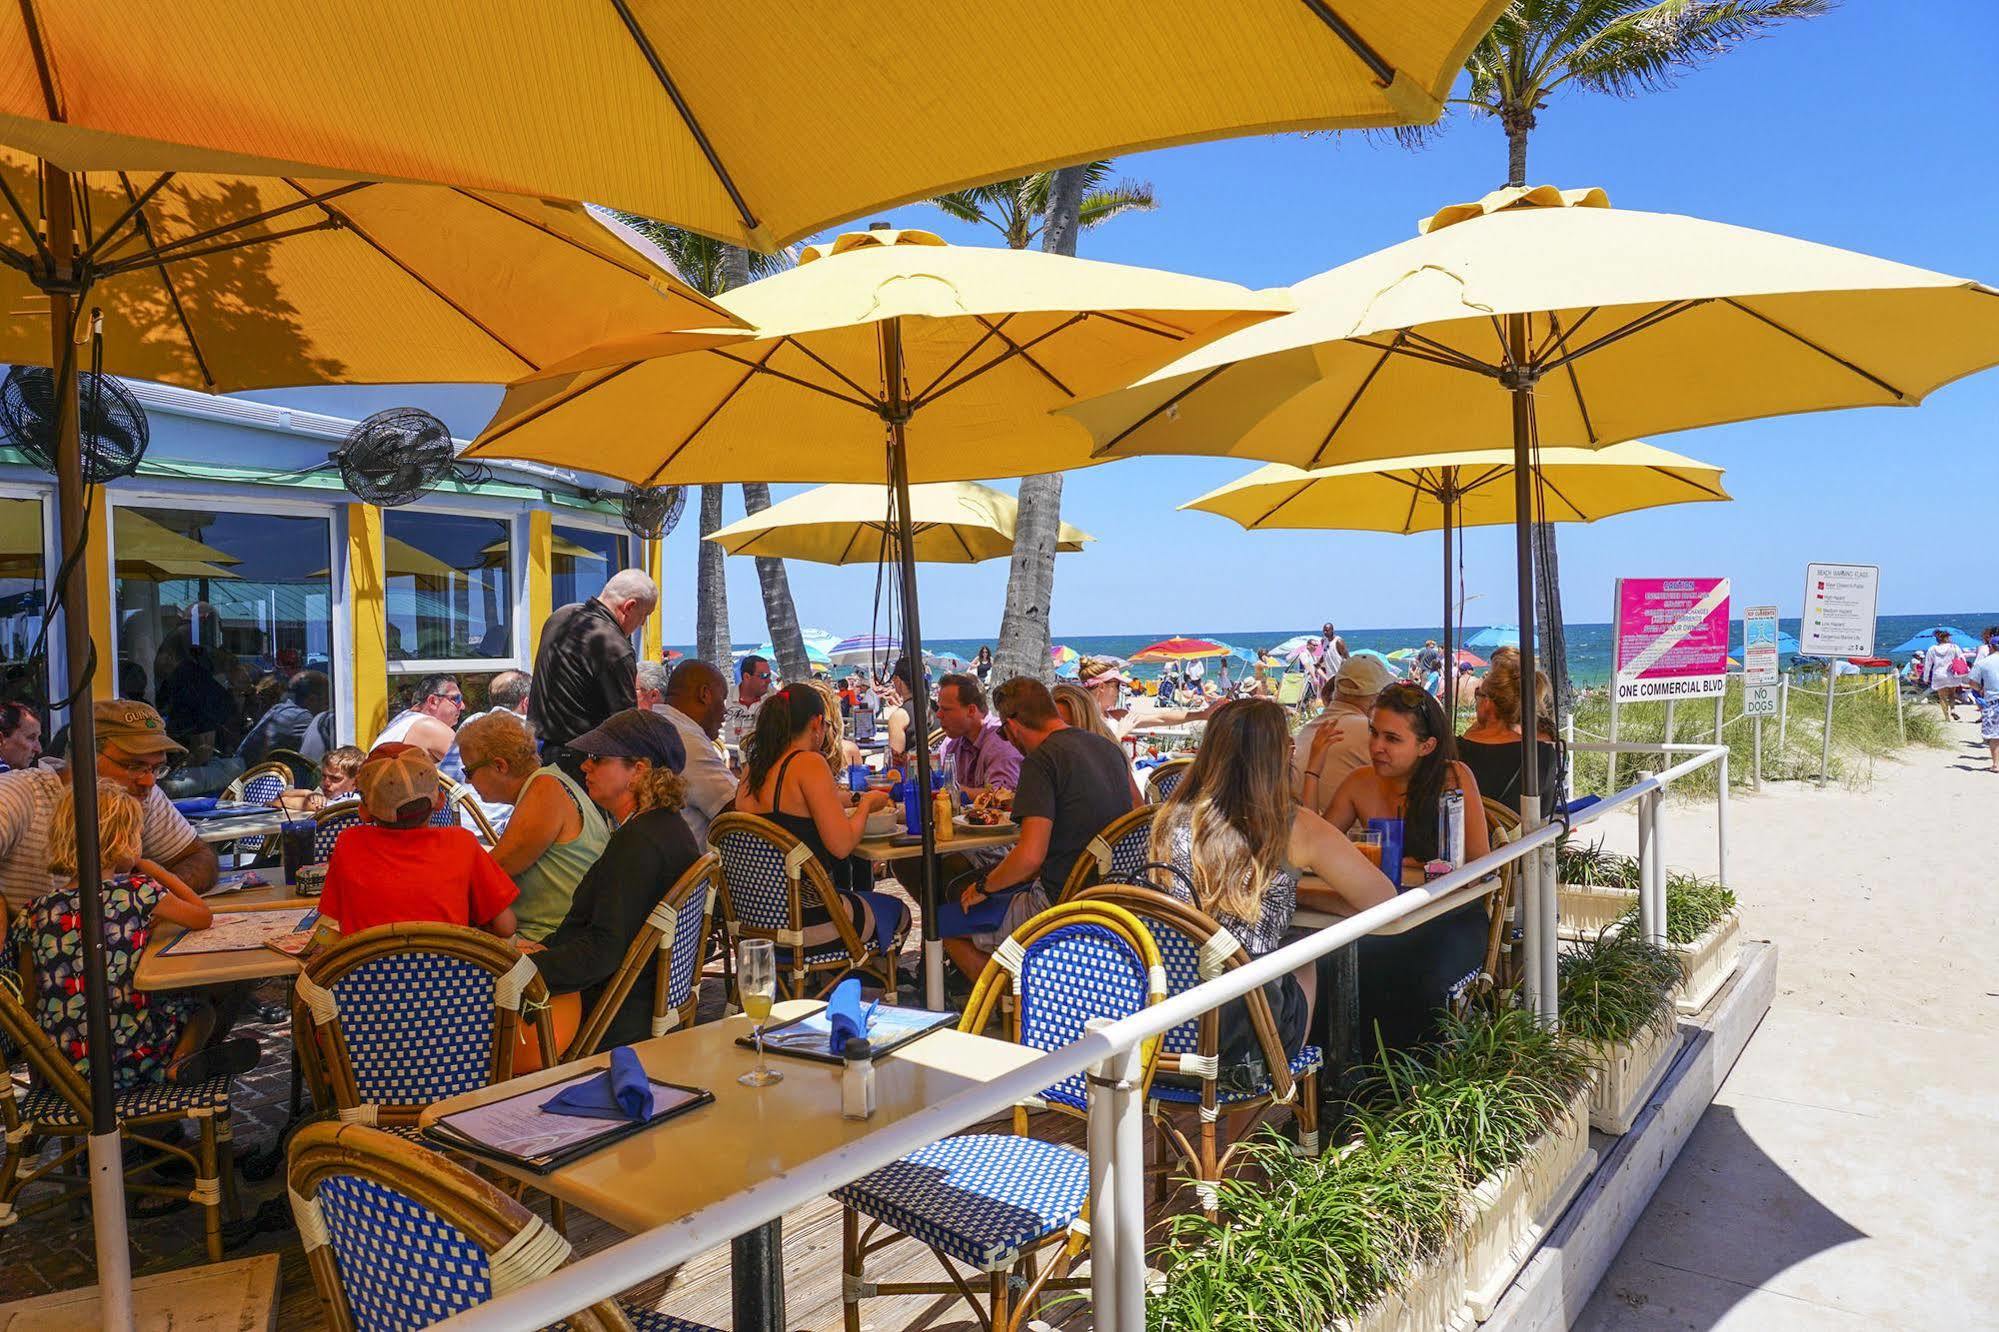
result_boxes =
[802,676,864,773]
[461,711,610,944]
[1456,651,1559,814]
[1147,699,1392,1065]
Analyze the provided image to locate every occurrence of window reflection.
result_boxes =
[384,511,513,662]
[551,524,628,610]
[0,497,47,715]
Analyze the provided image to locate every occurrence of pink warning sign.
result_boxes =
[1613,577,1731,702]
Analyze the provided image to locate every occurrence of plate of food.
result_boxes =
[956,789,1017,831]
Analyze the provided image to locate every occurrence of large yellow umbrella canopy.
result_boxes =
[1184,439,1730,532]
[1065,185,1999,467]
[0,1,1510,249]
[466,227,1291,483]
[706,481,1093,565]
[0,153,739,390]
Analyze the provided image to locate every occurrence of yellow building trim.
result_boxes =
[526,509,552,658]
[347,503,388,743]
[83,499,114,702]
[642,537,665,661]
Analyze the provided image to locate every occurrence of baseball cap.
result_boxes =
[94,699,186,757]
[355,743,442,825]
[567,709,687,772]
[1334,653,1398,699]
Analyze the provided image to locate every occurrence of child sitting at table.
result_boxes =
[16,778,262,1088]
[317,743,518,939]
[277,745,365,814]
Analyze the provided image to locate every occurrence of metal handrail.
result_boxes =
[440,746,1727,1330]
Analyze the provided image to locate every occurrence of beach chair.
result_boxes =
[836,900,1165,1332]
[1056,803,1159,901]
[1144,755,1195,803]
[564,853,718,1061]
[1076,884,1320,1215]
[708,812,904,1002]
[312,799,363,863]
[0,958,240,1261]
[291,923,555,1139]
[220,759,292,861]
[1482,798,1524,989]
[288,1120,718,1331]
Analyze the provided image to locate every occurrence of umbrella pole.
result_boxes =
[43,162,135,1329]
[1441,473,1455,726]
[1505,315,1556,1028]
[880,319,941,1008]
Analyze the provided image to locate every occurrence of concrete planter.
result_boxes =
[1670,910,1742,1014]
[1347,1238,1473,1332]
[1584,1015,1680,1135]
[1457,1087,1596,1322]
[1556,884,1638,941]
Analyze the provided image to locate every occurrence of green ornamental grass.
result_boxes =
[1555,836,1639,890]
[1557,931,1680,1047]
[1616,873,1738,945]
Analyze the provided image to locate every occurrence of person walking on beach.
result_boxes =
[1967,645,1999,773]
[1923,629,1969,722]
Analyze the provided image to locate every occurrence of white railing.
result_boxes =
[440,744,1729,1331]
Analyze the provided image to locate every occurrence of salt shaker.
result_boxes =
[841,1037,876,1119]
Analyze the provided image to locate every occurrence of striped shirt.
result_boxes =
[0,768,198,913]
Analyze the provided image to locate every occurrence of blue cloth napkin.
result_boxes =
[826,978,866,1054]
[172,796,219,816]
[542,1046,654,1122]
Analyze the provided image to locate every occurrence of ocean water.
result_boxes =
[689,612,1997,686]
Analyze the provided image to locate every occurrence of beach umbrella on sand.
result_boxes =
[467,227,1283,1008]
[706,481,1093,564]
[1051,644,1080,668]
[1455,649,1489,669]
[1385,647,1418,661]
[1068,183,1999,1021]
[1181,439,1730,700]
[1466,625,1521,650]
[827,633,902,667]
[1889,626,1983,655]
[1130,636,1234,662]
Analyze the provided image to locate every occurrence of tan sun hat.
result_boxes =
[93,699,186,757]
[354,742,441,826]
[1334,653,1398,699]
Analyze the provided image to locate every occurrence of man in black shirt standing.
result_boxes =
[528,568,658,777]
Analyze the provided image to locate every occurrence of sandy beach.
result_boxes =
[1577,713,1999,1328]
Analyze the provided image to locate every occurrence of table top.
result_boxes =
[188,810,288,844]
[420,999,1044,1234]
[1292,872,1499,937]
[851,825,1019,863]
[134,895,315,991]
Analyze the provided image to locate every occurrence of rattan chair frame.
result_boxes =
[1055,803,1159,902]
[1482,797,1524,988]
[0,976,238,1260]
[1142,755,1195,804]
[293,923,555,1133]
[842,901,1164,1332]
[564,853,719,1061]
[224,760,295,804]
[707,812,900,1002]
[288,1120,659,1332]
[1074,884,1315,1215]
[443,779,503,845]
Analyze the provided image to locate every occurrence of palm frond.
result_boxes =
[926,181,1024,230]
[1554,0,1836,98]
[1076,177,1157,231]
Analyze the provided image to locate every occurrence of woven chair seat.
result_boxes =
[776,938,864,968]
[1150,1045,1325,1105]
[834,1133,1090,1271]
[17,1074,230,1127]
[616,1307,723,1332]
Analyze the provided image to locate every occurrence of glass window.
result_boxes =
[113,504,335,794]
[0,496,48,715]
[384,511,513,663]
[551,524,628,610]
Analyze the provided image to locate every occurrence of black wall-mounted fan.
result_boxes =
[621,485,686,540]
[331,407,457,507]
[0,365,149,483]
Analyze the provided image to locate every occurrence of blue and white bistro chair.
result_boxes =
[836,900,1166,1332]
[564,853,718,1060]
[292,924,554,1140]
[1076,884,1321,1217]
[288,1120,718,1332]
[1055,804,1158,901]
[219,760,291,863]
[312,799,363,863]
[1143,756,1194,803]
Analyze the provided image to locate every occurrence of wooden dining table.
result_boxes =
[133,888,317,992]
[421,998,1043,1332]
[849,823,1018,865]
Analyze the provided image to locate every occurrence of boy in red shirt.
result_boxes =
[318,743,518,938]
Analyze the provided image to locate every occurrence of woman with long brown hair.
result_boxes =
[1147,699,1392,1065]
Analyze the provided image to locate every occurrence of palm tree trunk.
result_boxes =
[741,482,811,681]
[992,164,1088,685]
[695,483,731,668]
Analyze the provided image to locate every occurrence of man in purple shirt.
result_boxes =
[934,673,1023,794]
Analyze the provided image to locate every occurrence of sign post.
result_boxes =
[1799,564,1879,787]
[1742,604,1781,788]
[1611,577,1732,792]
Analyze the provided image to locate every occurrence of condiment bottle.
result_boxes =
[842,1037,876,1119]
[933,786,955,842]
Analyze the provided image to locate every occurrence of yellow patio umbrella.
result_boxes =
[1183,439,1731,707]
[469,225,1285,1007]
[108,507,244,581]
[0,1,1510,249]
[705,481,1093,564]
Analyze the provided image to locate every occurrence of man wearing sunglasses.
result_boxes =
[0,699,219,915]
[372,673,466,777]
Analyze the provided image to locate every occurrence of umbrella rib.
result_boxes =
[1399,476,1423,534]
[1085,309,1194,340]
[911,315,1014,404]
[1532,469,1588,522]
[773,335,882,406]
[80,172,175,265]
[1400,329,1501,375]
[275,178,539,372]
[1543,311,1600,444]
[452,189,651,282]
[1358,335,1496,376]
[1536,306,1601,364]
[953,523,978,562]
[0,173,53,271]
[1457,463,1510,499]
[643,342,790,483]
[1306,333,1402,469]
[1542,300,1706,375]
[112,171,215,391]
[471,362,639,455]
[923,314,1082,405]
[705,345,876,412]
[1643,464,1729,500]
[1093,362,1229,458]
[1292,0,1398,84]
[1719,298,1908,401]
[94,182,375,275]
[1245,478,1316,529]
[605,0,759,237]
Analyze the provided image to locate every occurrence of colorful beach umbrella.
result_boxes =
[1051,644,1080,666]
[1888,626,1983,654]
[1385,647,1418,660]
[1455,649,1489,668]
[706,481,1092,564]
[1130,636,1233,662]
[827,634,902,667]
[1465,625,1521,650]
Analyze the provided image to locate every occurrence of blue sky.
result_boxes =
[245,3,1999,643]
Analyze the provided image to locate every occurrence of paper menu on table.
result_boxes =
[158,907,316,955]
[430,1071,704,1163]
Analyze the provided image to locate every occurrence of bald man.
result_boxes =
[655,658,735,844]
[529,567,657,775]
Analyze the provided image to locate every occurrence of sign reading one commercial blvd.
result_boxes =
[1799,563,1879,658]
[1613,577,1731,702]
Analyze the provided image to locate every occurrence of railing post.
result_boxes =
[1537,838,1559,1027]
[1753,714,1764,791]
[1636,771,1660,948]
[1713,691,1724,742]
[1716,749,1730,890]
[1894,669,1905,744]
[1818,673,1837,788]
[1561,712,1575,805]
[1086,1018,1146,1330]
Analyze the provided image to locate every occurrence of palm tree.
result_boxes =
[619,218,815,680]
[929,164,1157,684]
[1400,0,1834,701]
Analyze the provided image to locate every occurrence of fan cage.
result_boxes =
[0,365,149,484]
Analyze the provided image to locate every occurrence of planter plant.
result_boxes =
[1558,931,1682,1134]
[1620,874,1742,1013]
[1555,837,1639,941]
[1146,1126,1467,1332]
[1357,1004,1597,1321]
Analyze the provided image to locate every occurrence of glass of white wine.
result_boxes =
[737,938,782,1087]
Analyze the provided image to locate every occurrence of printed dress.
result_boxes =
[17,875,198,1090]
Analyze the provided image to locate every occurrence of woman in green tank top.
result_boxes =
[459,713,611,941]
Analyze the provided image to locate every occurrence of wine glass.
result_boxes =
[737,939,782,1087]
